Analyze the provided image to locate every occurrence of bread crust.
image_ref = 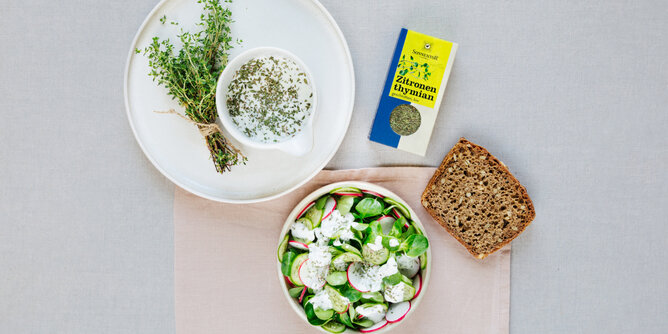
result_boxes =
[421,137,535,259]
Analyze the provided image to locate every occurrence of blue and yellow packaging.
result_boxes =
[369,28,458,156]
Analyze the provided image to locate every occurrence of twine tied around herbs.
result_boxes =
[153,109,221,138]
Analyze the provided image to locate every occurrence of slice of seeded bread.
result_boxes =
[421,138,535,259]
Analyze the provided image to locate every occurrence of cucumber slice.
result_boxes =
[337,195,356,215]
[277,234,289,262]
[305,206,324,228]
[340,243,361,256]
[322,320,346,333]
[325,285,350,313]
[315,307,335,321]
[326,271,348,286]
[400,274,413,286]
[362,244,390,265]
[329,186,361,194]
[355,303,388,324]
[383,281,416,303]
[290,253,309,286]
[353,318,375,328]
[332,252,363,264]
[361,292,384,303]
[383,197,411,219]
[419,253,427,270]
[296,217,314,230]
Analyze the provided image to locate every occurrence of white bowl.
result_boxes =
[276,181,432,333]
[215,46,317,156]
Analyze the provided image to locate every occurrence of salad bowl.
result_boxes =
[276,181,432,333]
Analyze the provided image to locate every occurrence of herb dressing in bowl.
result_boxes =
[227,56,314,143]
[216,47,318,156]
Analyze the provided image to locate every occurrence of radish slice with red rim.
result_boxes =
[347,262,372,293]
[284,275,294,288]
[333,192,363,197]
[359,320,388,333]
[412,274,422,299]
[396,254,420,278]
[337,303,350,314]
[288,240,309,250]
[298,260,328,289]
[298,286,307,303]
[378,215,396,235]
[385,301,411,323]
[296,201,315,219]
[322,197,337,220]
[362,189,384,198]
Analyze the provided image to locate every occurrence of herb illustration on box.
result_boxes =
[397,55,431,81]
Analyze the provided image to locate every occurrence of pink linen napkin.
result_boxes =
[175,167,510,334]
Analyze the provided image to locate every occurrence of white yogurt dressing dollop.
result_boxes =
[310,289,333,311]
[308,244,332,267]
[290,221,315,242]
[319,210,355,241]
[355,304,387,323]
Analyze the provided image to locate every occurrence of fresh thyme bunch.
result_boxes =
[139,0,245,173]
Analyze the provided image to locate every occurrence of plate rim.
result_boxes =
[123,0,355,203]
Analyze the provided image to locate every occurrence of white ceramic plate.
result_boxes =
[124,0,354,203]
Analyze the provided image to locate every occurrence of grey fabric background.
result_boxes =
[1,0,667,333]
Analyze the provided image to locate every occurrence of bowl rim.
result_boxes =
[276,181,432,333]
[215,46,318,150]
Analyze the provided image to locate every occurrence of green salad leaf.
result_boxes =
[315,195,329,210]
[288,287,304,298]
[401,225,417,240]
[382,272,403,286]
[354,198,384,219]
[401,234,429,257]
[389,217,405,238]
[304,302,328,326]
[339,284,362,303]
[337,311,354,328]
[280,250,297,276]
[364,220,383,244]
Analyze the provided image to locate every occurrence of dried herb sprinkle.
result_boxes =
[226,56,313,143]
[389,104,421,136]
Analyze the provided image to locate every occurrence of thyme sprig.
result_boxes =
[138,0,245,173]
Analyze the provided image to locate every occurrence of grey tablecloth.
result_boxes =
[1,0,667,333]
